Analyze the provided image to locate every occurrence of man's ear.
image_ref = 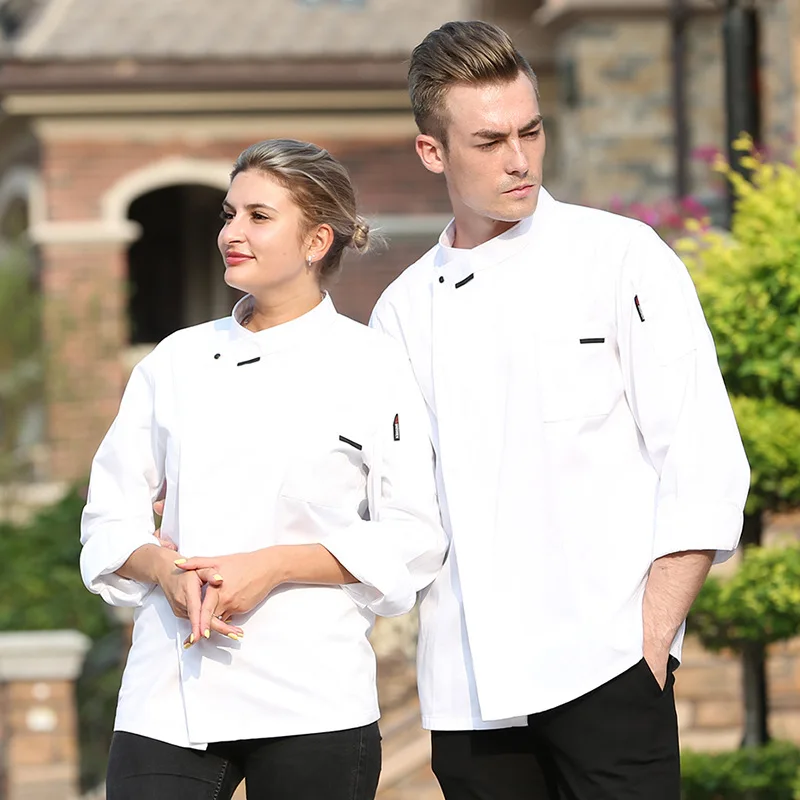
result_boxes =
[415,134,446,175]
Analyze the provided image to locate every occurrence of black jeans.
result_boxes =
[106,722,381,800]
[432,658,680,800]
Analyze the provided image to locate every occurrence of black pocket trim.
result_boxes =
[455,273,474,289]
[339,435,363,451]
[579,337,605,344]
[236,356,261,366]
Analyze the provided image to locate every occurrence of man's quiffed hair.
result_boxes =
[408,20,538,146]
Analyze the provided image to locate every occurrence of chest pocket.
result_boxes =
[537,332,621,422]
[278,430,369,510]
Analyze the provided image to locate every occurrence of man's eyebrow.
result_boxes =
[519,115,544,133]
[471,115,543,140]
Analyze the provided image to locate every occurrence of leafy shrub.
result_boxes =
[0,487,110,638]
[691,543,800,652]
[678,136,800,412]
[681,741,800,800]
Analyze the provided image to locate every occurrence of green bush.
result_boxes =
[0,487,122,791]
[681,741,800,799]
[0,487,110,638]
[690,542,800,652]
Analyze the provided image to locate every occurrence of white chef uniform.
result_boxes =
[81,294,447,748]
[370,188,750,730]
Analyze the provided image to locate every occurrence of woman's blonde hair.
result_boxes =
[231,139,371,286]
[408,20,538,147]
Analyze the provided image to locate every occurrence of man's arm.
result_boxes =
[642,549,713,686]
[616,226,749,683]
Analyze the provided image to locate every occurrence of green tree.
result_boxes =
[678,137,800,746]
[0,241,43,498]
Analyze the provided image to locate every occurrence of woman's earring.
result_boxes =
[307,255,313,268]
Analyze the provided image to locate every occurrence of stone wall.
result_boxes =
[543,12,729,206]
[538,1,799,207]
[760,0,799,157]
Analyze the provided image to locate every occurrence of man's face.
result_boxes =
[421,72,545,226]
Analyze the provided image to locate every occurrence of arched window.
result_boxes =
[126,184,238,344]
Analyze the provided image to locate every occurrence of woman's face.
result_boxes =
[218,170,320,299]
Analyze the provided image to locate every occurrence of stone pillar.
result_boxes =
[0,631,90,800]
[31,221,139,482]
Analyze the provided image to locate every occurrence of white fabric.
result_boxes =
[80,295,446,748]
[370,189,750,729]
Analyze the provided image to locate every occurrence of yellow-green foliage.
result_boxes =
[678,136,800,408]
[677,137,800,513]
[692,543,800,652]
[680,139,800,655]
[730,396,800,514]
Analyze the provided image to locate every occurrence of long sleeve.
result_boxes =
[80,354,166,606]
[322,347,447,617]
[617,225,750,564]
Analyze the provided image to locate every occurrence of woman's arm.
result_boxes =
[118,543,242,643]
[175,544,356,644]
[80,356,168,607]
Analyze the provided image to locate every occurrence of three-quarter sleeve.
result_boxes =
[80,354,166,606]
[617,225,750,564]
[322,347,447,617]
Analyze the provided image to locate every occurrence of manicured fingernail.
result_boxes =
[203,629,210,639]
[227,633,241,641]
[174,558,187,565]
[189,633,195,644]
[213,573,223,581]
[183,640,192,649]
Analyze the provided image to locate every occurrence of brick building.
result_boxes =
[0,0,797,482]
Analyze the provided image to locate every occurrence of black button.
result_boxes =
[214,353,221,359]
[438,276,445,284]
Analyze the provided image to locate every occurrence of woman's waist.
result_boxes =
[136,584,374,645]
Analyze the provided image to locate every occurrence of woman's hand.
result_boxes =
[153,557,243,647]
[175,549,286,645]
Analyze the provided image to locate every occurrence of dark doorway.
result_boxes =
[127,184,238,344]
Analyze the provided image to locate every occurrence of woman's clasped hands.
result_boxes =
[174,550,285,648]
[152,501,283,649]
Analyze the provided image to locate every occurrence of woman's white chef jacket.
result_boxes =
[80,295,447,748]
[370,188,750,730]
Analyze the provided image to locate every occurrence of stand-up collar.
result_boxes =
[228,293,337,355]
[436,187,556,269]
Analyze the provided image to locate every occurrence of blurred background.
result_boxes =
[0,0,798,798]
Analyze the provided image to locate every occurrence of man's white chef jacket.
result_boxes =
[80,295,446,748]
[370,188,750,730]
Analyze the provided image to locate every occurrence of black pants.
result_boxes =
[106,723,381,800]
[431,658,680,800]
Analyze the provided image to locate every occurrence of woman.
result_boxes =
[80,139,447,800]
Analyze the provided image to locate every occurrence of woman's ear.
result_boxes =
[307,223,335,264]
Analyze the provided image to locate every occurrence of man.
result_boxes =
[369,20,750,800]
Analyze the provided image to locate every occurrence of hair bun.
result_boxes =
[350,219,371,254]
